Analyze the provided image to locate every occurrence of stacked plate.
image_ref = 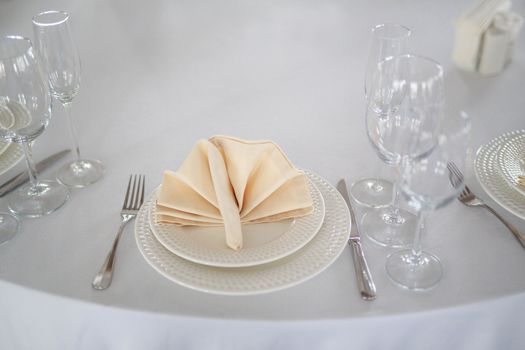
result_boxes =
[0,139,24,177]
[134,170,351,295]
[475,130,525,220]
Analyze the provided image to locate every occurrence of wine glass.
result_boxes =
[32,11,104,188]
[386,110,471,291]
[361,54,444,247]
[0,36,69,217]
[350,24,411,208]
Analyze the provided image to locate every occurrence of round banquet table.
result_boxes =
[1,0,525,349]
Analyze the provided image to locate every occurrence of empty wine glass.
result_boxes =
[0,36,69,217]
[33,11,104,188]
[364,24,411,99]
[362,54,444,247]
[350,24,411,208]
[386,110,471,291]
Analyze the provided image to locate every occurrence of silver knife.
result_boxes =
[0,149,71,197]
[336,179,377,301]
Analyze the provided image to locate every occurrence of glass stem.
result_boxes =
[411,209,428,260]
[21,142,39,188]
[385,166,402,218]
[381,165,406,225]
[390,179,401,214]
[372,161,389,192]
[63,102,81,162]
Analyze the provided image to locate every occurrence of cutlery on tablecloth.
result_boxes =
[448,162,525,249]
[92,174,145,290]
[0,149,70,197]
[336,179,377,301]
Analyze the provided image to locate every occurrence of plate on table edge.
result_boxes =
[147,176,325,268]
[134,171,351,296]
[0,142,24,177]
[495,130,525,196]
[475,131,525,220]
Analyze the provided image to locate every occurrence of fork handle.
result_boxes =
[484,205,525,249]
[92,219,130,290]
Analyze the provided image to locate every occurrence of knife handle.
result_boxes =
[349,239,377,300]
[0,173,28,197]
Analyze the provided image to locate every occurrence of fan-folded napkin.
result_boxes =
[156,136,313,250]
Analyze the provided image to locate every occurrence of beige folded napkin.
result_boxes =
[156,136,314,250]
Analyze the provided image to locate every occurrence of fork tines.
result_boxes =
[447,161,464,188]
[123,174,146,211]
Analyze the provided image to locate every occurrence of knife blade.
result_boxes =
[0,149,71,197]
[336,179,377,301]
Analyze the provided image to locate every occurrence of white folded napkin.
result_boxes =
[156,136,313,250]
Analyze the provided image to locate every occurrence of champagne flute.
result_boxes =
[362,54,444,247]
[0,36,69,217]
[350,24,411,208]
[386,110,471,291]
[32,11,104,188]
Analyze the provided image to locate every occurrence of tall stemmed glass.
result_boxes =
[386,110,471,291]
[362,54,444,247]
[350,24,411,208]
[0,36,69,217]
[33,11,104,188]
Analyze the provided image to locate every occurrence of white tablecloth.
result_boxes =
[1,0,524,349]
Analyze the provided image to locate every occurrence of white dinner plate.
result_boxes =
[475,130,525,220]
[135,171,351,295]
[496,130,525,196]
[0,142,24,177]
[147,179,325,268]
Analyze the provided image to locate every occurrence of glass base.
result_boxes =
[386,249,443,291]
[349,178,393,208]
[8,180,69,218]
[361,207,416,248]
[57,159,105,188]
[0,213,19,245]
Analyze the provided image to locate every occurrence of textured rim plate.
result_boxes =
[0,140,10,156]
[147,179,325,268]
[496,130,525,196]
[475,130,525,220]
[0,142,24,177]
[135,171,351,295]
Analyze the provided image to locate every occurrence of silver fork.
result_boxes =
[447,162,525,249]
[92,174,146,290]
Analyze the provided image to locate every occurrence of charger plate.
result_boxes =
[135,171,350,295]
[475,130,525,220]
[147,179,325,268]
